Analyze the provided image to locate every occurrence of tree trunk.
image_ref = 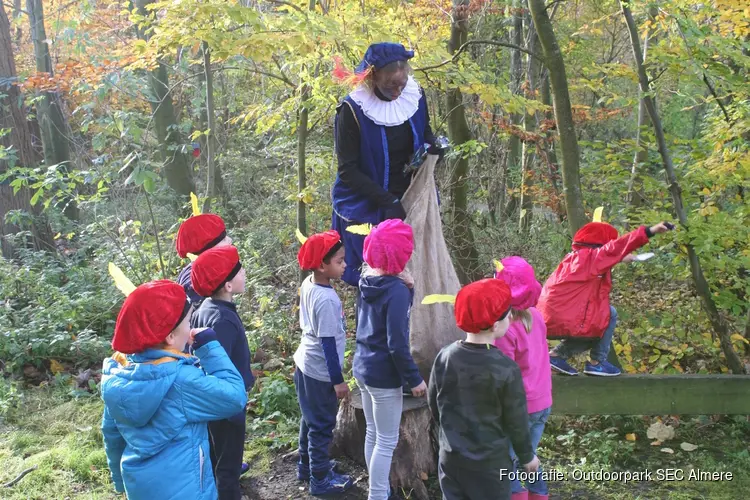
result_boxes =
[295,0,317,285]
[297,81,310,284]
[528,0,586,234]
[626,4,658,212]
[540,74,559,190]
[538,72,565,221]
[135,0,195,198]
[520,7,538,232]
[201,42,217,213]
[26,0,78,220]
[12,0,21,44]
[446,0,480,283]
[0,5,54,257]
[621,1,746,375]
[505,0,523,219]
[332,389,435,500]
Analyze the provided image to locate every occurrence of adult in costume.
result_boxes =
[331,42,440,287]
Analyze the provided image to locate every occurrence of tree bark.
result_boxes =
[297,81,310,284]
[135,0,195,198]
[295,0,316,285]
[621,1,746,375]
[528,0,587,234]
[520,7,538,232]
[201,42,217,213]
[0,5,54,257]
[332,390,435,500]
[506,0,523,219]
[12,0,21,44]
[446,0,480,283]
[626,4,658,212]
[26,0,78,220]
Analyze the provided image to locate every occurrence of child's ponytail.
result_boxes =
[511,308,534,334]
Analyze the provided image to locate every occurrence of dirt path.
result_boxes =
[242,455,369,500]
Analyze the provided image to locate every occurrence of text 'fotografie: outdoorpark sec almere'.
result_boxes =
[500,469,734,483]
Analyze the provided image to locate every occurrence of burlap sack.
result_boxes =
[402,155,464,383]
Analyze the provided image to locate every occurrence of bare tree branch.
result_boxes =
[415,39,542,73]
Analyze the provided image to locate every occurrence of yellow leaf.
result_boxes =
[421,294,456,305]
[190,192,201,216]
[108,263,137,296]
[186,253,198,262]
[730,333,749,344]
[50,359,65,375]
[625,433,637,441]
[593,206,604,222]
[295,228,308,245]
[346,223,372,236]
[493,259,504,274]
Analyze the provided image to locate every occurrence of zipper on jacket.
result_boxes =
[580,301,590,329]
[199,445,205,491]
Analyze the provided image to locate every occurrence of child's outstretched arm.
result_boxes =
[591,222,672,276]
[181,329,248,422]
[501,366,535,467]
[101,406,126,493]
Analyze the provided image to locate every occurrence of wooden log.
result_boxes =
[331,388,435,500]
[552,374,750,415]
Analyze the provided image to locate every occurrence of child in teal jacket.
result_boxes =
[101,280,247,499]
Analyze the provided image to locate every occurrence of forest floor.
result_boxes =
[3,379,747,500]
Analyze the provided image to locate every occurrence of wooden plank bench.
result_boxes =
[551,374,750,415]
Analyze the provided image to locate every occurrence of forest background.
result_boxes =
[0,0,748,498]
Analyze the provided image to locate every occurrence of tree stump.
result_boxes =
[331,388,436,500]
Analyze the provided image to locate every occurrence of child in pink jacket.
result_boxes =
[494,257,552,500]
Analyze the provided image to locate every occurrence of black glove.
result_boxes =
[427,144,446,161]
[383,199,407,221]
[192,328,218,351]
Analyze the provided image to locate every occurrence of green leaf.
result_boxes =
[30,188,43,206]
[143,175,156,193]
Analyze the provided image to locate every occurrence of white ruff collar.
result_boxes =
[348,76,421,127]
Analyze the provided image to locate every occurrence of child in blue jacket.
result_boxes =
[101,280,247,500]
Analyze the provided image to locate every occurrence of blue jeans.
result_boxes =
[295,368,338,475]
[509,407,551,495]
[552,306,617,362]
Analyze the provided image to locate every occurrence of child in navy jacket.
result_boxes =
[191,246,254,500]
[354,219,426,500]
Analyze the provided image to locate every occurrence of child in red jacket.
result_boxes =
[538,221,672,376]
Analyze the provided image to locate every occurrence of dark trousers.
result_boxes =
[208,419,245,500]
[295,368,338,475]
[438,460,510,500]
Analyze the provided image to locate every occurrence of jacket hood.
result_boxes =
[101,349,197,456]
[359,275,407,303]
